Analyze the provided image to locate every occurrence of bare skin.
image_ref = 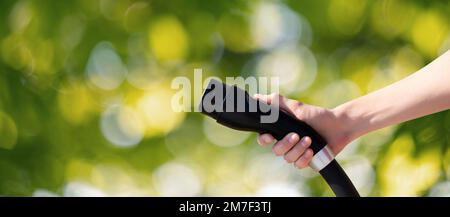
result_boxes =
[256,50,450,169]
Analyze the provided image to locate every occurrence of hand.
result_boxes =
[254,93,353,169]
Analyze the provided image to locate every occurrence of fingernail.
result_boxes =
[288,133,298,143]
[301,137,309,147]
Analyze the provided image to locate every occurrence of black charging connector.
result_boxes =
[199,79,359,197]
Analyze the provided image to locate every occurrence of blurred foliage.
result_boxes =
[0,0,449,196]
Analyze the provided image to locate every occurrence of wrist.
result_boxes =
[331,102,366,144]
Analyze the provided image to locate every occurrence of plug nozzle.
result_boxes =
[199,79,229,120]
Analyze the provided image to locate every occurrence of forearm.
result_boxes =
[333,50,450,140]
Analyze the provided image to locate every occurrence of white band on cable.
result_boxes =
[309,145,335,171]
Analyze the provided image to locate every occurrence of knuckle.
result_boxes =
[283,154,293,163]
[293,101,304,108]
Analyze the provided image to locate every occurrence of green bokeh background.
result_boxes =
[0,0,449,196]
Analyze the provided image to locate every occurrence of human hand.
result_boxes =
[254,93,353,169]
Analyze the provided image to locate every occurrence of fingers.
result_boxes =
[283,136,312,163]
[294,149,313,169]
[272,133,299,156]
[254,93,312,169]
[257,134,275,146]
[257,133,314,169]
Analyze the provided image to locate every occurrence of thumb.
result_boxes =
[253,93,270,104]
